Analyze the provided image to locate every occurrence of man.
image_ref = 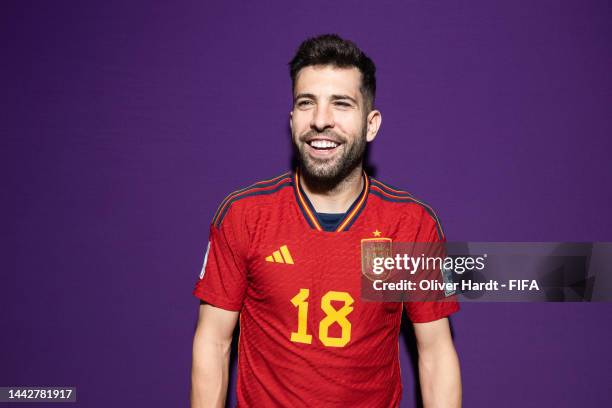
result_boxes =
[191,34,461,407]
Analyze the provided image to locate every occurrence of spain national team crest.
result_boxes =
[361,232,393,282]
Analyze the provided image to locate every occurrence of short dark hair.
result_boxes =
[289,34,376,110]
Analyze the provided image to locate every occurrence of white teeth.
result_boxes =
[310,140,338,149]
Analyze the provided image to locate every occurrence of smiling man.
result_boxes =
[191,34,461,408]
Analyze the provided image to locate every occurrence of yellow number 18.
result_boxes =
[290,289,354,348]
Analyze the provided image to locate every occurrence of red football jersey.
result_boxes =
[193,170,459,407]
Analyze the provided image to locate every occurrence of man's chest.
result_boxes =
[240,218,404,347]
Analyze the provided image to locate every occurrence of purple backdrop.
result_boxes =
[2,1,611,407]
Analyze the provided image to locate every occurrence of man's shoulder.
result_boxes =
[369,176,444,235]
[211,172,294,228]
[369,177,436,213]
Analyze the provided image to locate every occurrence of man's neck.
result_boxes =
[300,166,364,214]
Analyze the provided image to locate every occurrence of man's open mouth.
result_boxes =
[307,139,340,150]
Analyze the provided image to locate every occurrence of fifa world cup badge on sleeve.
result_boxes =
[441,264,456,296]
[361,237,393,281]
[199,241,211,279]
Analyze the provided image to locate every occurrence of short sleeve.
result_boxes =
[404,207,460,323]
[404,299,460,323]
[193,207,248,311]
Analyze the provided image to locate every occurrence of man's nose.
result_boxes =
[310,104,335,132]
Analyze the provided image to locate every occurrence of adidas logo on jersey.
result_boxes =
[265,245,294,264]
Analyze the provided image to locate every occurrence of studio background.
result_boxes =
[2,1,611,407]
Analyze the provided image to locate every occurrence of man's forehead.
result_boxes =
[294,65,362,98]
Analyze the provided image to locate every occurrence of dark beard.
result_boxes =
[293,128,367,192]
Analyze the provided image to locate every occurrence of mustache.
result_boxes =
[299,129,346,143]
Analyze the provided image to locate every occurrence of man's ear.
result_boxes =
[366,110,382,142]
[289,110,293,133]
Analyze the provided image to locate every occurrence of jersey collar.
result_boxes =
[293,168,370,232]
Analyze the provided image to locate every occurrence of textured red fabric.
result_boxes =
[193,173,459,407]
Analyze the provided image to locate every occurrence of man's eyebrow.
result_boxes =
[330,94,358,104]
[294,93,316,102]
[293,93,358,104]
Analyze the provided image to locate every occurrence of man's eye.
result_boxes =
[297,100,313,107]
[334,101,351,107]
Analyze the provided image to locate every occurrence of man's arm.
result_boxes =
[414,317,461,408]
[191,303,239,408]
